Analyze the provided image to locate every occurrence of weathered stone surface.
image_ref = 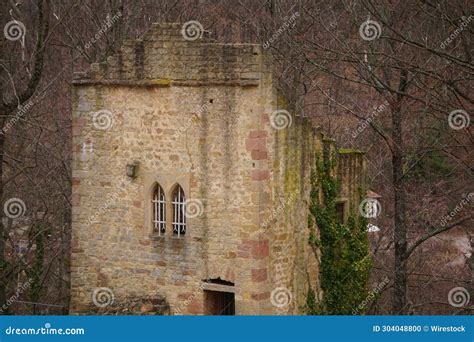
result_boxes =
[78,296,170,315]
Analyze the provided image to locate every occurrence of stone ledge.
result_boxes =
[72,78,260,87]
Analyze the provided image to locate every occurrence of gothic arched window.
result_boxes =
[172,185,186,237]
[152,184,166,236]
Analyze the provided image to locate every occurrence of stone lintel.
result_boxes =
[201,282,236,293]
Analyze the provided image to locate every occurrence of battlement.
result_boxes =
[73,23,265,87]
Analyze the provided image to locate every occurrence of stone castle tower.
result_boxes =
[70,23,365,315]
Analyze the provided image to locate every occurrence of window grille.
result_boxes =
[152,184,166,235]
[172,185,186,237]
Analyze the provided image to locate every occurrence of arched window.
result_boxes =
[172,185,186,237]
[152,184,166,236]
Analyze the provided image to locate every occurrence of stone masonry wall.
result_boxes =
[71,23,279,315]
[263,117,324,314]
[74,23,261,86]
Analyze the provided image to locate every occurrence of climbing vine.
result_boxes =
[306,146,371,314]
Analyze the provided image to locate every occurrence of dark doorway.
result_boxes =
[335,201,346,224]
[204,290,235,315]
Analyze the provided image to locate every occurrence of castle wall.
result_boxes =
[70,23,364,315]
[71,23,281,314]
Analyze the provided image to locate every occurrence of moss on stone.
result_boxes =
[151,79,172,86]
[338,148,365,154]
[276,90,289,110]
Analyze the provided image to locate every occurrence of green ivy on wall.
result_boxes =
[306,146,371,315]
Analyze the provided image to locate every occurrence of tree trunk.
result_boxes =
[392,103,408,314]
[0,133,6,313]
